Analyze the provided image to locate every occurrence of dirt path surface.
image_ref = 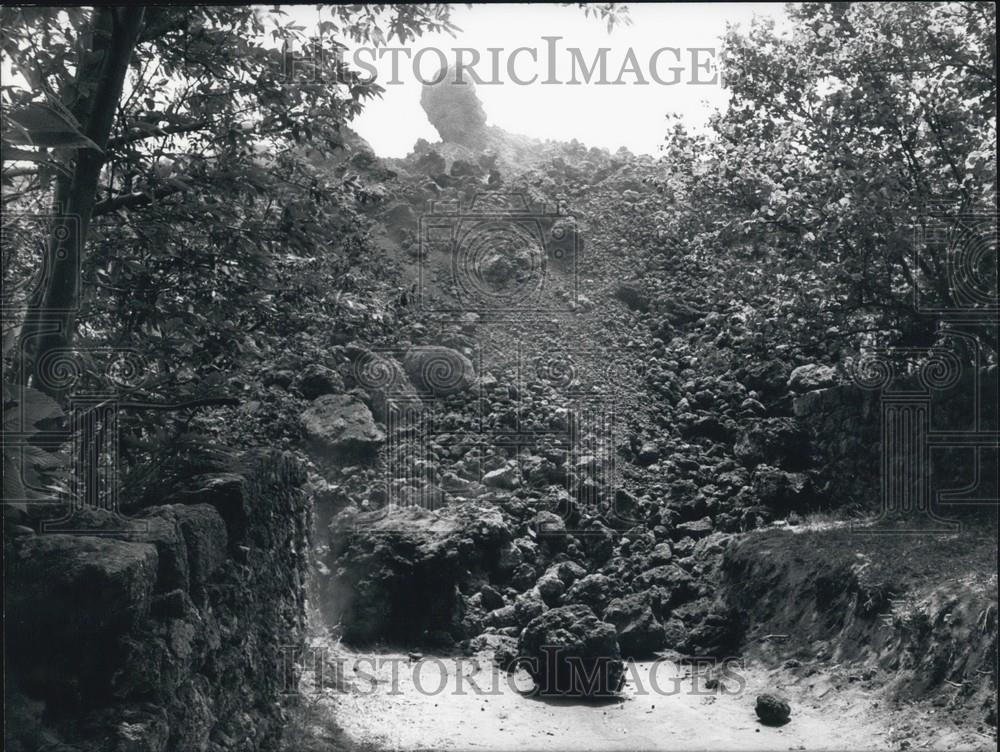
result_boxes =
[290,647,990,751]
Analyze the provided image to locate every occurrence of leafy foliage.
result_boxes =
[1,5,457,507]
[655,2,997,360]
[1,4,629,512]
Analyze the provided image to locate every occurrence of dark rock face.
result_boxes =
[4,452,310,752]
[755,693,791,725]
[734,417,811,470]
[675,516,714,540]
[7,535,158,708]
[751,465,814,512]
[322,501,511,644]
[741,360,792,400]
[142,504,228,604]
[401,346,477,396]
[602,590,667,658]
[795,371,999,521]
[300,393,385,463]
[382,202,418,241]
[420,67,488,148]
[519,604,626,697]
[294,363,344,400]
[564,573,617,614]
[614,282,650,313]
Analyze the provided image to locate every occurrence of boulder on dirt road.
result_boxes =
[464,633,519,671]
[755,693,791,725]
[519,604,626,697]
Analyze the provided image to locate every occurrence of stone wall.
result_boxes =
[794,368,998,521]
[793,384,882,510]
[5,450,310,752]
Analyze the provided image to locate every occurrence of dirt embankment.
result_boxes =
[719,523,998,746]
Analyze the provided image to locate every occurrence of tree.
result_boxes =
[2,5,463,395]
[2,4,631,509]
[656,1,996,360]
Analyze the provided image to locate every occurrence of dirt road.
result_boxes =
[289,646,984,751]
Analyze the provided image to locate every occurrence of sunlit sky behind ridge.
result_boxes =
[284,3,787,158]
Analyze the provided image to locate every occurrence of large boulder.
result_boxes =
[300,394,385,463]
[513,587,548,625]
[756,693,791,725]
[532,510,568,550]
[483,463,520,490]
[634,564,696,605]
[322,501,511,644]
[563,573,617,614]
[519,604,626,697]
[674,516,714,540]
[420,66,488,147]
[402,346,476,396]
[602,591,667,658]
[580,518,616,562]
[741,360,792,400]
[7,535,159,707]
[788,364,837,393]
[475,235,546,296]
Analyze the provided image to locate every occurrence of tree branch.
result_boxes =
[92,183,185,215]
[107,118,212,149]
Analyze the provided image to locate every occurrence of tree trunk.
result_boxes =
[17,7,145,397]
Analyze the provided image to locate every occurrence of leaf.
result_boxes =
[2,143,48,162]
[4,386,64,431]
[5,102,103,152]
[3,453,30,512]
[164,176,192,192]
[18,444,65,469]
[1,142,74,178]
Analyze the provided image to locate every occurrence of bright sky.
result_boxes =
[287,3,785,157]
